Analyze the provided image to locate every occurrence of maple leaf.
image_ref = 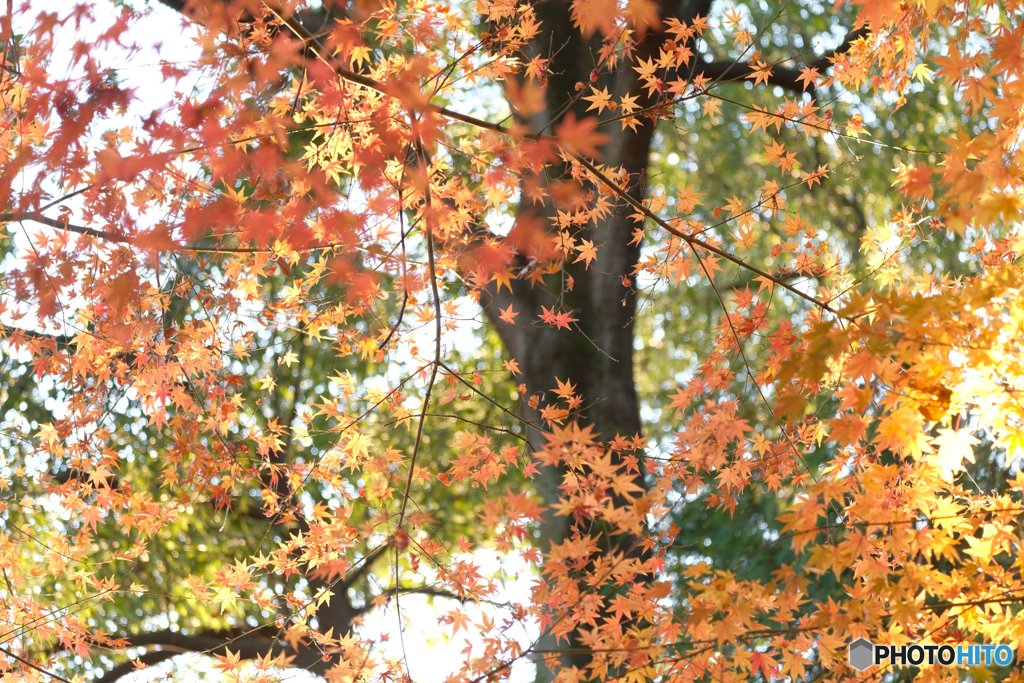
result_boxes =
[214,649,242,673]
[750,651,780,679]
[667,386,691,413]
[554,113,610,158]
[525,55,548,81]
[901,163,934,200]
[675,185,704,213]
[761,139,787,165]
[634,56,658,80]
[796,67,820,90]
[930,428,979,482]
[349,45,372,69]
[540,404,570,424]
[574,239,598,268]
[828,413,868,446]
[703,97,723,120]
[747,60,773,86]
[539,305,578,330]
[82,506,104,531]
[804,164,829,188]
[554,377,577,400]
[37,423,59,446]
[619,93,640,115]
[732,286,755,308]
[583,86,613,114]
[499,304,519,325]
[734,28,753,48]
[724,195,745,216]
[491,267,515,294]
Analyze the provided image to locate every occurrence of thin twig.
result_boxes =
[0,646,73,683]
[565,150,845,318]
[396,134,442,529]
[378,183,409,350]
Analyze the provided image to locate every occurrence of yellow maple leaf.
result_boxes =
[929,428,978,482]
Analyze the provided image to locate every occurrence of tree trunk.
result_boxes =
[480,0,711,677]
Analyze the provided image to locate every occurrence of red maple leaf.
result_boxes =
[539,305,578,330]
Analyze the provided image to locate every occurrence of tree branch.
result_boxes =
[92,629,282,683]
[361,585,511,614]
[693,60,811,92]
[0,210,428,255]
[1,324,74,347]
[0,646,73,683]
[120,630,278,653]
[0,211,126,242]
[693,27,870,93]
[339,543,389,591]
[565,151,845,318]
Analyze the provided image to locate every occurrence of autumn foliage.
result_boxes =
[2,0,1024,682]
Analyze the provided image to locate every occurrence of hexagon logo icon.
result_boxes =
[849,638,874,671]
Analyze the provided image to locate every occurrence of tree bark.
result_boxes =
[479,0,712,677]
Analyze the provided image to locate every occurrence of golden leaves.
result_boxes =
[929,428,978,483]
[583,86,613,114]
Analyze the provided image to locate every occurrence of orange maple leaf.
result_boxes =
[554,113,610,158]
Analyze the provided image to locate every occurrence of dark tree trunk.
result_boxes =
[488,0,715,499]
[480,0,712,677]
